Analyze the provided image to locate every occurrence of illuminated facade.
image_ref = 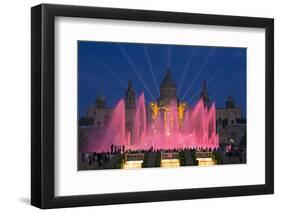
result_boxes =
[147,69,188,136]
[81,69,245,149]
[86,69,189,136]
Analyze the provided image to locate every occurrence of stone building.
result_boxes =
[216,96,246,146]
[80,69,246,147]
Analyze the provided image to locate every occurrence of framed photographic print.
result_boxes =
[31,3,274,209]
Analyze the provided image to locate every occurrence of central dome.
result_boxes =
[160,69,176,89]
[158,68,178,106]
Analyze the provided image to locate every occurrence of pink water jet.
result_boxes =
[87,92,219,152]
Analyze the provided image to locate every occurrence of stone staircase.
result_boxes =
[184,152,194,166]
[146,152,157,167]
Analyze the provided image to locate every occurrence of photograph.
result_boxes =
[78,41,247,170]
[0,0,276,211]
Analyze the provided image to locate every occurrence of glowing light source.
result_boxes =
[150,101,158,119]
[197,158,215,166]
[160,159,180,168]
[123,160,143,169]
[196,152,216,166]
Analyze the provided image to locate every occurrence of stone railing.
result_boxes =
[161,152,179,160]
[196,152,213,159]
[125,153,144,161]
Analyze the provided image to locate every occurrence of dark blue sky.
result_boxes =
[78,41,246,117]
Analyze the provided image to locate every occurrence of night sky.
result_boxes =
[78,41,246,117]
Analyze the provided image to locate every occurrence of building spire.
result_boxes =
[165,67,171,78]
[128,79,133,89]
[203,80,207,90]
[200,80,210,108]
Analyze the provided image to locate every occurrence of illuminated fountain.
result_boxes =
[87,92,219,152]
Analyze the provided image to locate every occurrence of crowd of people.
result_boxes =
[80,143,246,166]
[223,143,246,162]
[80,152,111,166]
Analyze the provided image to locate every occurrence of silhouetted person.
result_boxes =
[88,154,92,165]
[111,144,114,154]
[80,152,85,162]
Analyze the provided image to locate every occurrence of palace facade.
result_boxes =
[80,69,246,147]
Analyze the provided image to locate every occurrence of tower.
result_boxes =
[92,92,106,127]
[125,80,137,144]
[200,80,210,108]
[226,96,235,109]
[94,92,106,108]
[226,96,237,125]
[125,80,136,109]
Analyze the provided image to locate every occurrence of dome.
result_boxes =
[226,96,235,108]
[95,93,106,108]
[159,69,177,104]
[160,69,176,89]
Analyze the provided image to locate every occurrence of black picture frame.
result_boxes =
[31,3,274,209]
